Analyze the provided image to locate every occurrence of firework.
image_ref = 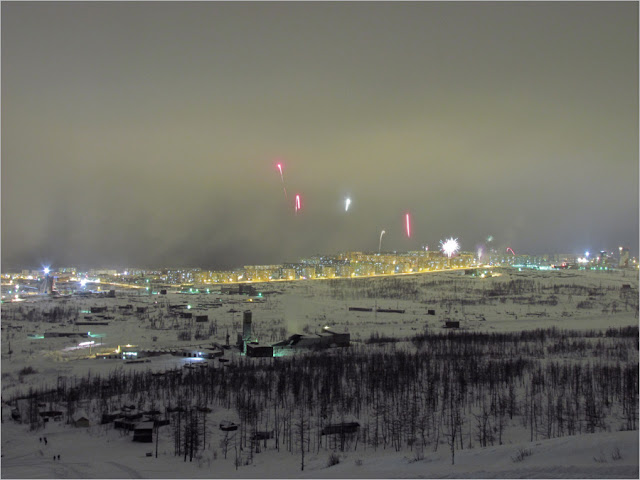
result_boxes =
[506,247,516,255]
[276,162,287,199]
[295,194,301,213]
[345,197,351,212]
[405,213,411,237]
[440,237,460,258]
[379,230,386,252]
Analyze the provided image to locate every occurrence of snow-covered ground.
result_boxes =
[1,267,638,478]
[1,414,637,478]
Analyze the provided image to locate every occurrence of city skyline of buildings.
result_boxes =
[3,246,637,294]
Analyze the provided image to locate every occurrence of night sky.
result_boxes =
[2,2,638,270]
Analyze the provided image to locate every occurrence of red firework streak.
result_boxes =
[276,163,287,199]
[405,213,411,237]
[295,194,301,213]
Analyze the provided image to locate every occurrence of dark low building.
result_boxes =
[133,422,154,442]
[245,343,273,357]
[272,329,350,355]
[44,332,89,338]
[39,410,64,421]
[251,430,274,441]
[321,422,360,435]
[220,421,238,431]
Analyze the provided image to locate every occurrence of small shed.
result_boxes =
[73,411,90,428]
[322,422,360,435]
[133,422,154,442]
[251,430,273,441]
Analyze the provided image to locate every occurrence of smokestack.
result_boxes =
[242,310,252,352]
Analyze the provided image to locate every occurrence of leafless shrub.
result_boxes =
[593,450,608,463]
[327,452,340,467]
[511,448,532,463]
[610,446,622,461]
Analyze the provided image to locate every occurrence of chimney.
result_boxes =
[242,310,252,352]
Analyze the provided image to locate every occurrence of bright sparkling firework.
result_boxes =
[405,213,411,237]
[379,230,386,252]
[295,194,301,213]
[440,237,460,258]
[345,197,351,212]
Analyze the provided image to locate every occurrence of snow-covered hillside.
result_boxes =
[1,268,638,478]
[1,418,637,478]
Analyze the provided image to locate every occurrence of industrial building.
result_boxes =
[245,342,274,357]
[236,310,255,353]
[234,310,349,357]
[272,328,350,355]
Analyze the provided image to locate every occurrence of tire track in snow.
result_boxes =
[107,461,143,479]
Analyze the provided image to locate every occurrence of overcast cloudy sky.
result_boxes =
[2,1,638,270]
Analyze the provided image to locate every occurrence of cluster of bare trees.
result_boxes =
[2,304,80,323]
[11,326,638,468]
[326,275,637,314]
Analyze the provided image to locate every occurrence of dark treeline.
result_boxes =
[12,327,639,467]
[326,275,638,311]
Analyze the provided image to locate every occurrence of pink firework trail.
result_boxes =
[295,194,301,213]
[405,213,411,237]
[276,163,287,199]
[506,247,516,255]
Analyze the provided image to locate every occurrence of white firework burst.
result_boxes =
[440,237,460,258]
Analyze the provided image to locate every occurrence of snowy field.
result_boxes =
[1,267,638,478]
